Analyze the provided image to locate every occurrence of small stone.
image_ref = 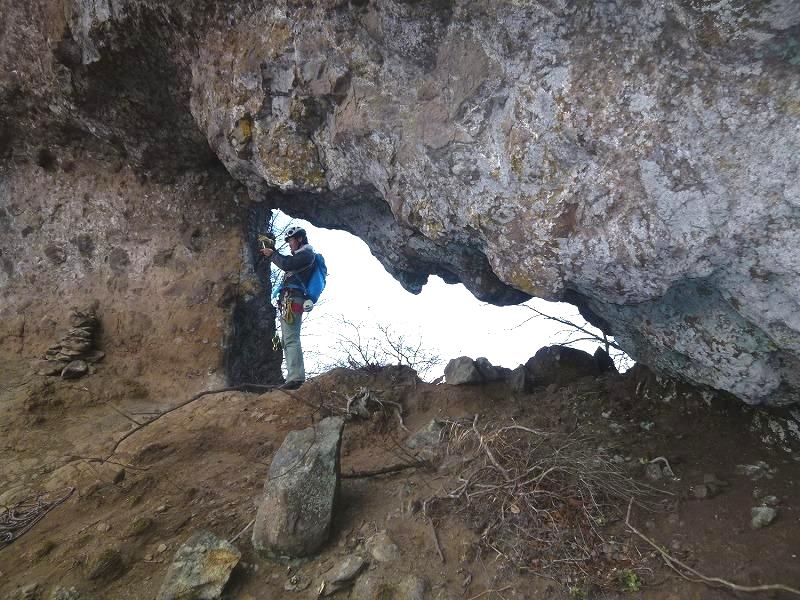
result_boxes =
[751,506,778,529]
[284,575,311,592]
[156,505,168,513]
[157,543,168,554]
[761,495,780,507]
[703,473,729,487]
[692,483,719,499]
[125,517,154,538]
[366,532,400,562]
[736,462,773,480]
[96,522,111,533]
[50,586,82,600]
[644,463,663,481]
[61,360,88,380]
[113,469,126,484]
[323,555,366,595]
[32,359,67,376]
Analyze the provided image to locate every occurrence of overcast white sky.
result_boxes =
[271,212,619,379]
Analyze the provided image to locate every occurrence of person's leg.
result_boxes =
[281,311,305,383]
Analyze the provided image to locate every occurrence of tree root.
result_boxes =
[625,499,800,596]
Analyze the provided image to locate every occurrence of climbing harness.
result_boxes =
[0,487,74,549]
[280,290,305,324]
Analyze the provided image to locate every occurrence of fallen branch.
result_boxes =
[342,461,427,479]
[625,499,800,596]
[106,385,276,459]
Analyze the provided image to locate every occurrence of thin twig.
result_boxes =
[428,518,445,564]
[229,518,255,543]
[107,385,278,459]
[625,499,800,596]
[107,403,143,426]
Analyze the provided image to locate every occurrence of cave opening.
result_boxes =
[249,210,629,381]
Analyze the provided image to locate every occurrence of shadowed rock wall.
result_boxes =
[2,0,799,405]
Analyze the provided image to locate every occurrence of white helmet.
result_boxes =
[284,226,307,242]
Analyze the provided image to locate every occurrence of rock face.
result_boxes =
[252,416,345,558]
[2,0,799,405]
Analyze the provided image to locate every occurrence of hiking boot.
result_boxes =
[280,380,303,390]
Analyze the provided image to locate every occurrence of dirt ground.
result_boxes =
[1,356,799,600]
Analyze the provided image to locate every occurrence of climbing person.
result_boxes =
[260,225,316,390]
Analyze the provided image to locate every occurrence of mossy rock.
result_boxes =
[86,548,125,581]
[124,516,154,538]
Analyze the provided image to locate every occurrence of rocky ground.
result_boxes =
[1,353,799,600]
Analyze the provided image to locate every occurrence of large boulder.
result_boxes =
[445,356,508,385]
[525,346,601,388]
[444,357,482,385]
[252,416,345,558]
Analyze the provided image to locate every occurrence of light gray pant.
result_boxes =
[280,310,305,383]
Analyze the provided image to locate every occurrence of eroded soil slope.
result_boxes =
[1,360,799,599]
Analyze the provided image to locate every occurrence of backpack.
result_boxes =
[302,253,327,304]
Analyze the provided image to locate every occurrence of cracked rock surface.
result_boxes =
[2,0,799,405]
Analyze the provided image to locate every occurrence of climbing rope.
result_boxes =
[0,487,74,549]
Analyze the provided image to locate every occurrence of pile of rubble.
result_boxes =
[34,308,104,379]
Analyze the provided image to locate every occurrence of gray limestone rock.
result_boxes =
[406,420,445,450]
[252,416,345,558]
[156,531,241,600]
[508,365,529,393]
[751,506,778,529]
[525,346,601,388]
[444,357,482,385]
[474,357,500,382]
